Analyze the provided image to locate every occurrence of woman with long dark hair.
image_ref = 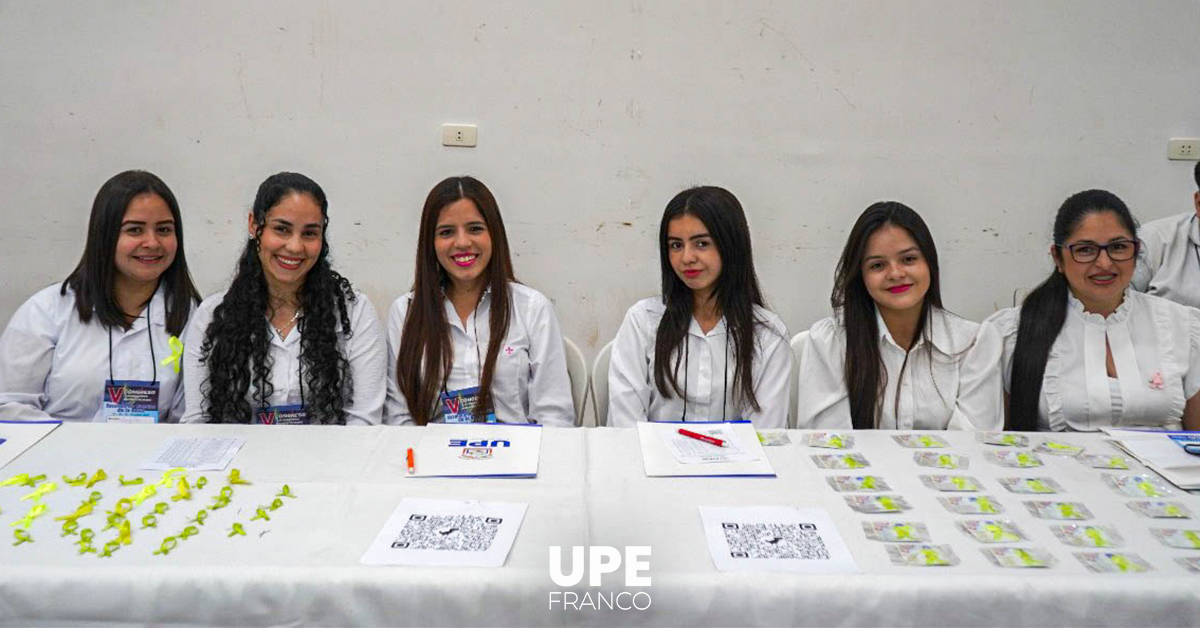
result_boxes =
[607,186,790,427]
[981,189,1200,431]
[386,176,574,426]
[796,202,1002,430]
[182,172,385,425]
[0,170,201,422]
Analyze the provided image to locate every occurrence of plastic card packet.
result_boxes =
[862,521,930,543]
[804,432,853,449]
[977,432,1029,447]
[1075,552,1153,573]
[756,431,792,446]
[826,475,890,492]
[1127,501,1192,519]
[985,450,1043,468]
[920,475,981,492]
[812,453,870,469]
[1176,557,1200,573]
[998,477,1064,495]
[958,519,1025,543]
[892,434,949,448]
[1050,524,1124,548]
[982,546,1055,568]
[939,495,1004,515]
[1078,454,1132,470]
[886,544,959,567]
[1024,501,1093,520]
[1149,528,1200,549]
[1035,440,1085,456]
[914,452,968,469]
[1103,474,1174,498]
[845,494,911,514]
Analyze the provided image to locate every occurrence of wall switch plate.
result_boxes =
[442,124,478,147]
[1168,138,1198,160]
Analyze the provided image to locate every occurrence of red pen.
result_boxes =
[406,448,415,475]
[678,428,726,448]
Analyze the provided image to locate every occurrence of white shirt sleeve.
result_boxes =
[0,292,58,421]
[341,294,385,426]
[522,292,576,427]
[795,317,853,430]
[945,321,1005,430]
[383,295,414,426]
[180,296,215,424]
[1183,306,1200,401]
[742,314,791,429]
[607,304,654,428]
[1132,216,1171,292]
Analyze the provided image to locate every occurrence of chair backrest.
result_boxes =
[788,330,810,429]
[590,339,615,427]
[562,336,588,426]
[1012,287,1029,308]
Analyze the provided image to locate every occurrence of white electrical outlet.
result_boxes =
[1168,138,1199,161]
[442,124,478,148]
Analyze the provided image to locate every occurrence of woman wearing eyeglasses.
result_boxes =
[978,189,1200,431]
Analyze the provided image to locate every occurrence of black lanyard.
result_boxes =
[679,327,729,422]
[106,297,157,386]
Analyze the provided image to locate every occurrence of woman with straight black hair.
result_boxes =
[0,170,201,422]
[608,186,791,427]
[386,176,574,426]
[796,201,1002,430]
[979,189,1200,431]
[182,172,385,425]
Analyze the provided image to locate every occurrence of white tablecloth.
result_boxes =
[0,425,1197,627]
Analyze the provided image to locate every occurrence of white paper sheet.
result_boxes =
[360,498,527,567]
[1103,429,1200,489]
[138,436,245,471]
[637,421,775,477]
[407,423,541,478]
[657,424,759,464]
[699,506,860,574]
[0,421,61,470]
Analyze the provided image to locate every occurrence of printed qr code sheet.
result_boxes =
[391,514,504,552]
[700,506,860,574]
[722,522,831,560]
[362,498,528,567]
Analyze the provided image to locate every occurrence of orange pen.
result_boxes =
[406,448,415,475]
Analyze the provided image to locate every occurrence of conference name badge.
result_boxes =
[101,380,160,424]
[440,386,498,424]
[255,404,309,425]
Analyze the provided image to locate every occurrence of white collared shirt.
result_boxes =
[1132,211,1200,308]
[607,297,791,428]
[181,289,385,425]
[0,284,188,422]
[384,283,575,427]
[796,307,1002,431]
[982,289,1200,431]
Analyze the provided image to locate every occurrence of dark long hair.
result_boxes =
[199,172,356,425]
[832,201,943,429]
[1008,189,1138,430]
[396,176,515,425]
[62,170,200,336]
[653,186,767,414]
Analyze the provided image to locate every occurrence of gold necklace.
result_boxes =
[273,309,302,338]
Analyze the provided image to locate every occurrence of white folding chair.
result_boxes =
[788,330,810,429]
[562,336,589,427]
[590,340,615,427]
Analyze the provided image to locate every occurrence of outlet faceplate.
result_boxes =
[1168,138,1198,161]
[442,124,478,148]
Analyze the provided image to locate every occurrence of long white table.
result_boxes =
[0,424,1197,627]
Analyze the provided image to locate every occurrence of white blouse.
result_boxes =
[384,283,575,427]
[1132,212,1200,308]
[181,289,386,426]
[607,297,791,428]
[981,289,1200,431]
[0,284,188,422]
[797,307,1003,431]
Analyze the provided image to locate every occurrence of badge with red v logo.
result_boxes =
[106,385,125,405]
[257,410,277,425]
[444,395,462,415]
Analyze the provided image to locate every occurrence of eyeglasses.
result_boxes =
[1060,239,1138,263]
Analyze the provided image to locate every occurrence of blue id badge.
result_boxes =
[440,386,498,423]
[254,404,310,425]
[101,380,160,424]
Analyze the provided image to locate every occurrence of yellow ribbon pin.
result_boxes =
[1084,527,1109,547]
[153,537,177,556]
[131,483,158,506]
[100,539,121,558]
[179,525,199,540]
[54,501,94,523]
[141,514,158,529]
[77,529,95,547]
[268,498,284,511]
[61,520,79,536]
[21,482,57,502]
[161,335,184,373]
[117,520,132,545]
[211,496,230,510]
[102,513,125,531]
[85,469,107,489]
[154,502,169,515]
[228,469,251,485]
[12,529,33,546]
[191,510,208,526]
[87,491,103,504]
[894,524,915,541]
[62,472,88,486]
[0,473,45,487]
[171,477,192,502]
[12,503,47,528]
[118,475,144,486]
[277,484,297,498]
[155,468,185,487]
[250,507,270,522]
[195,477,208,490]
[228,523,246,537]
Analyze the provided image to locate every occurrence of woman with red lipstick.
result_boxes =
[0,170,201,422]
[182,172,386,425]
[386,176,575,426]
[607,186,791,427]
[980,190,1200,431]
[796,202,1003,430]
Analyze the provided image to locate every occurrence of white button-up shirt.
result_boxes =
[181,289,385,425]
[385,283,575,427]
[797,307,1002,430]
[607,297,791,428]
[981,289,1200,431]
[0,284,188,422]
[1132,211,1200,308]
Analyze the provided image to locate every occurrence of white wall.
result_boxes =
[1,0,1198,364]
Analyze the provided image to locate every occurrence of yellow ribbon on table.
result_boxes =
[250,507,270,522]
[976,497,998,514]
[153,537,177,556]
[84,469,107,489]
[141,514,158,529]
[920,548,948,566]
[190,510,208,526]
[1107,456,1128,469]
[12,503,47,528]
[1138,482,1162,497]
[1110,554,1135,572]
[276,484,297,498]
[842,455,863,469]
[118,475,144,486]
[1166,504,1185,517]
[161,335,184,373]
[1016,453,1036,467]
[117,519,132,545]
[154,502,169,515]
[1,473,45,487]
[1027,479,1053,494]
[1014,549,1041,566]
[62,472,88,486]
[950,477,970,490]
[1058,503,1081,519]
[919,435,936,448]
[87,491,103,504]
[131,483,158,506]
[76,528,95,547]
[170,477,192,502]
[877,497,898,512]
[178,525,199,540]
[1045,441,1076,452]
[102,513,125,531]
[859,477,877,491]
[211,495,230,510]
[61,520,79,536]
[984,523,1014,542]
[195,477,208,490]
[228,469,251,485]
[268,498,284,511]
[155,468,185,487]
[937,454,955,468]
[54,501,95,522]
[1084,527,1109,547]
[100,539,121,558]
[227,523,246,537]
[113,498,133,516]
[12,529,33,546]
[828,435,845,449]
[220,486,234,499]
[1001,434,1019,446]
[893,524,915,541]
[1184,530,1200,549]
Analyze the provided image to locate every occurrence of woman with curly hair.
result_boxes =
[182,172,385,425]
